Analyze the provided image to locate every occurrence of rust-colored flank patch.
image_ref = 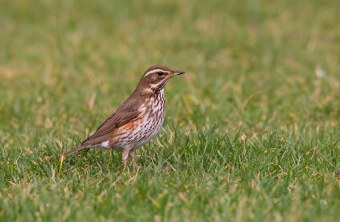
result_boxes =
[122,117,143,130]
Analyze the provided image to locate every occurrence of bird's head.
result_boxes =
[137,65,185,93]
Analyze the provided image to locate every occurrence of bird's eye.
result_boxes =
[157,72,165,76]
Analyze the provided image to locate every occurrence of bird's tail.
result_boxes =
[63,145,90,157]
[59,145,90,173]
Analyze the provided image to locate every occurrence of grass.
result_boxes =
[0,0,339,221]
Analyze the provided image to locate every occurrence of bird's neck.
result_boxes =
[151,86,165,95]
[137,84,164,95]
[135,87,164,97]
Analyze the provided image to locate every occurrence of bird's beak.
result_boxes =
[172,70,185,76]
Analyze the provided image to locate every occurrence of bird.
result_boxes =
[62,65,185,169]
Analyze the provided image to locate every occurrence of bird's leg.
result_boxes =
[122,148,130,170]
[129,149,140,170]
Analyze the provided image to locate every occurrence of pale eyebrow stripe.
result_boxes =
[144,69,169,77]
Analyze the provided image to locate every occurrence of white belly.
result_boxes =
[134,114,164,147]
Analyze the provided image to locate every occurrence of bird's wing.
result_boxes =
[80,94,142,147]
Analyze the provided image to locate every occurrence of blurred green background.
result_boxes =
[0,0,339,221]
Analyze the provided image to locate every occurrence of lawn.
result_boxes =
[0,0,339,221]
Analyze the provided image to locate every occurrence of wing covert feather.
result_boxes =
[81,95,143,146]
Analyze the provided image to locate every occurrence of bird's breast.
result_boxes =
[112,90,166,148]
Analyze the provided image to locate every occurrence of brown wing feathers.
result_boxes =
[81,109,140,146]
[63,92,144,156]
